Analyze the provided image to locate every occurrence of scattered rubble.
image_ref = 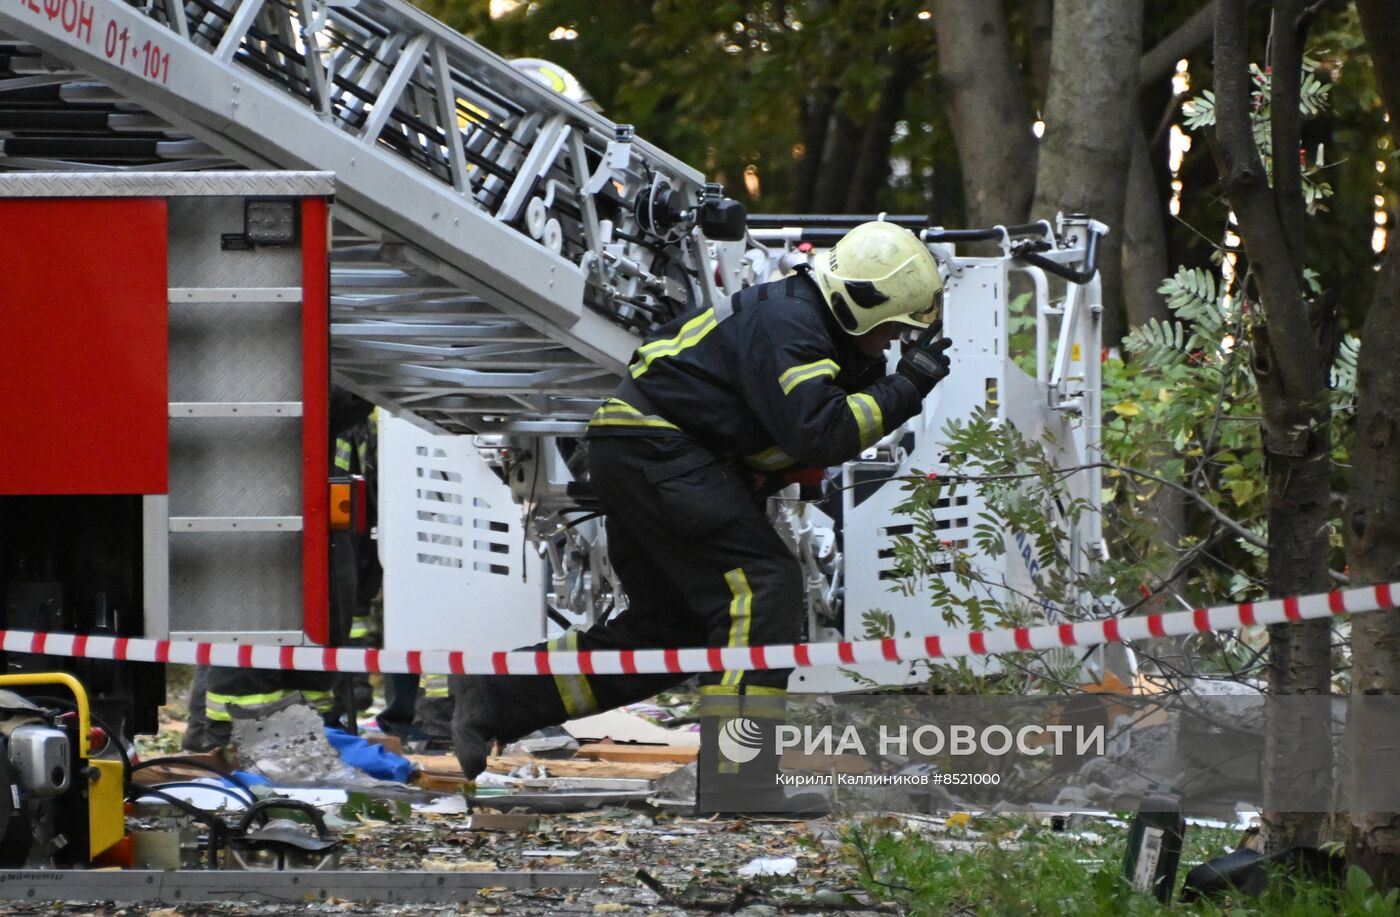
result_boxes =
[10,703,890,915]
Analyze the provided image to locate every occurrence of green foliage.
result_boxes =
[426,0,940,214]
[1181,60,1335,213]
[844,816,1400,916]
[882,408,1093,693]
[880,37,1365,691]
[339,792,411,824]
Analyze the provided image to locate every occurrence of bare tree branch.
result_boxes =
[1210,0,1324,398]
[1269,0,1308,264]
[1356,0,1400,147]
[1140,1,1219,88]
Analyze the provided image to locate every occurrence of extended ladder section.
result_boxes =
[0,0,737,433]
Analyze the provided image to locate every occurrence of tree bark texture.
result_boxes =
[932,0,1037,228]
[1211,0,1335,853]
[1343,0,1400,890]
[1122,122,1171,333]
[1031,0,1145,346]
[1343,241,1400,889]
[845,49,921,213]
[1023,0,1054,112]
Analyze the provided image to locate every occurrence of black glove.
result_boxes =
[896,320,953,396]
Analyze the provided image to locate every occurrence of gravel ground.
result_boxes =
[6,806,888,916]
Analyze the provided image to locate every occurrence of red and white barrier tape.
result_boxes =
[3,583,1394,677]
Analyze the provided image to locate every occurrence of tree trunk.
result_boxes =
[1122,122,1171,333]
[795,88,837,212]
[1030,0,1145,346]
[1210,0,1336,853]
[1344,0,1400,890]
[1343,237,1400,890]
[845,50,921,213]
[1023,0,1053,113]
[933,0,1037,228]
[812,113,861,212]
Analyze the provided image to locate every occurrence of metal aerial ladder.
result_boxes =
[0,0,747,433]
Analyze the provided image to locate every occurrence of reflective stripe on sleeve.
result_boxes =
[778,358,840,395]
[629,309,719,377]
[741,446,797,471]
[333,437,353,471]
[846,393,885,449]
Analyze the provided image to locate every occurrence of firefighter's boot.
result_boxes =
[694,689,828,816]
[449,674,567,779]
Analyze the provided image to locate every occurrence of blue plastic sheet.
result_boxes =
[324,727,416,783]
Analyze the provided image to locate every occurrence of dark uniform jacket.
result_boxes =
[587,271,924,472]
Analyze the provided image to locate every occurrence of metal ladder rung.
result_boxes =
[169,516,303,532]
[169,402,303,417]
[169,287,301,304]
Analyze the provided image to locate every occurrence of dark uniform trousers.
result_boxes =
[451,432,800,758]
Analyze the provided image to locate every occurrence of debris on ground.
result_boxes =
[29,702,889,914]
[232,703,377,786]
[738,855,800,877]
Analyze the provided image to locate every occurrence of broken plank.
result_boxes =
[415,771,471,793]
[574,744,698,764]
[463,813,539,831]
[365,734,404,755]
[130,752,232,785]
[409,753,682,781]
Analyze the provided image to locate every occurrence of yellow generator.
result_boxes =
[0,674,125,866]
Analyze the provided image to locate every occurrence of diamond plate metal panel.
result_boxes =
[168,197,304,289]
[0,171,333,197]
[168,418,301,517]
[168,530,302,633]
[168,301,302,402]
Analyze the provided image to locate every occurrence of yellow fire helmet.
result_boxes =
[811,221,944,336]
[510,58,602,113]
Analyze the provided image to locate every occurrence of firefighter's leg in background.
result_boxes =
[181,665,216,752]
[379,672,426,741]
[203,667,298,748]
[198,528,351,746]
[416,673,453,746]
[347,528,381,713]
[328,530,372,731]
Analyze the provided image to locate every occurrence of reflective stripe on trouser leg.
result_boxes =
[721,567,753,688]
[421,673,451,698]
[204,689,295,722]
[547,631,599,718]
[299,689,335,714]
[334,437,352,472]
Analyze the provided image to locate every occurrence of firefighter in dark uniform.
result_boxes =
[450,222,952,809]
